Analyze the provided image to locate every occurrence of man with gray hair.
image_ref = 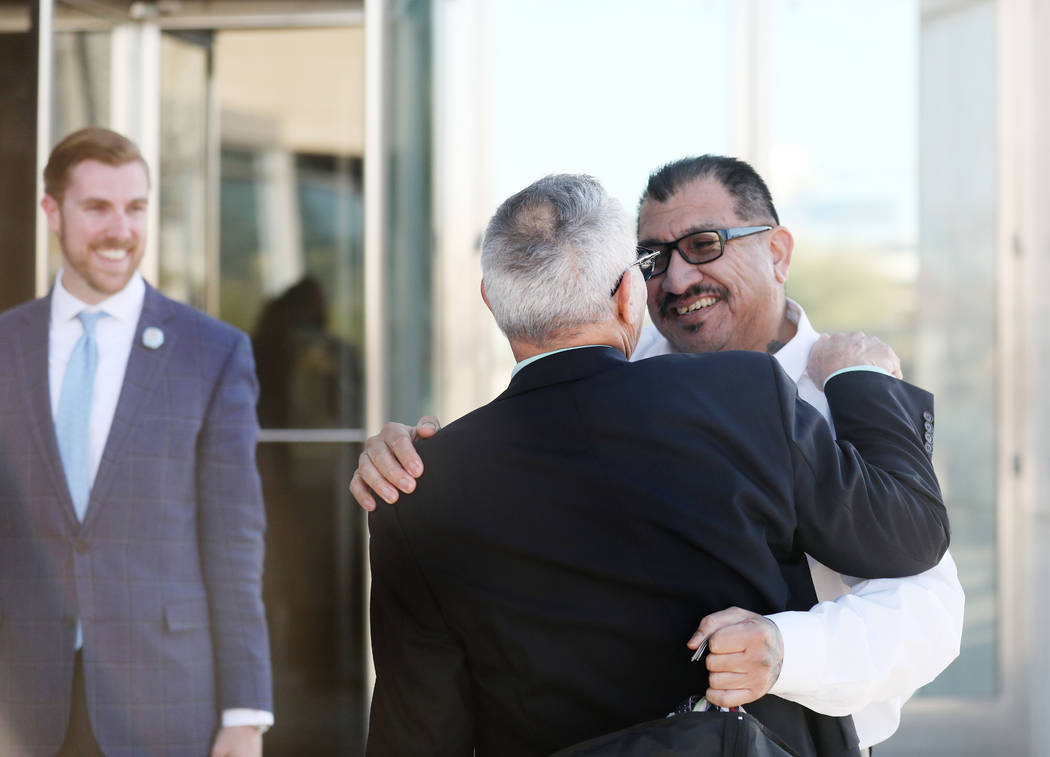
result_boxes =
[355,155,964,754]
[366,173,949,756]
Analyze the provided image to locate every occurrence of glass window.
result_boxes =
[158,32,211,311]
[769,0,998,700]
[52,29,111,135]
[212,27,370,757]
[48,28,112,279]
[258,442,368,754]
[214,29,366,432]
[384,0,434,423]
[490,0,734,212]
[769,0,920,373]
[912,0,998,698]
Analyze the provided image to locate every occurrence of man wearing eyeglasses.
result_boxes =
[630,157,963,754]
[366,172,948,757]
[354,157,964,754]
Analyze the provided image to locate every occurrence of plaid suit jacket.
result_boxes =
[0,284,272,757]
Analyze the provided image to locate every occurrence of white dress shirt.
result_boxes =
[49,271,143,485]
[48,270,273,733]
[632,300,965,748]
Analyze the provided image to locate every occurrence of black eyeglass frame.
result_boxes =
[641,225,774,276]
[609,248,663,296]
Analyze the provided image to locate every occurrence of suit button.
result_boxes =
[75,541,90,554]
[62,616,76,629]
[924,442,934,454]
[925,431,934,443]
[923,410,934,422]
[924,421,933,432]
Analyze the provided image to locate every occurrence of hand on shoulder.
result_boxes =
[806,331,902,387]
[349,416,441,511]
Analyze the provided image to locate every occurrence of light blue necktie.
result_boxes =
[56,311,107,522]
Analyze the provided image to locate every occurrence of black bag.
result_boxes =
[550,708,802,757]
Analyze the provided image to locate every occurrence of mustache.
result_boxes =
[90,238,136,251]
[657,284,728,317]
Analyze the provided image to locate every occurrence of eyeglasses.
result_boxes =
[640,226,773,277]
[610,248,663,296]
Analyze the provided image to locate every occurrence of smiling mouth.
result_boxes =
[659,286,728,320]
[675,296,720,315]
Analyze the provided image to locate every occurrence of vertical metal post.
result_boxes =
[362,0,388,738]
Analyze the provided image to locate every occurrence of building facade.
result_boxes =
[0,1,1047,754]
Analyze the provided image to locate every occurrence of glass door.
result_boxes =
[212,30,368,753]
[47,6,371,754]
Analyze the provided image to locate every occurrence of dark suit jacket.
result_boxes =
[367,346,947,757]
[0,284,272,757]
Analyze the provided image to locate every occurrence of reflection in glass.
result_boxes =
[253,274,362,430]
[218,148,263,327]
[912,0,998,698]
[259,442,367,755]
[211,27,369,756]
[52,30,110,138]
[385,0,433,424]
[49,30,111,279]
[770,0,997,700]
[158,32,211,310]
[220,149,364,430]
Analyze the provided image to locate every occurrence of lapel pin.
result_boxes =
[142,327,165,350]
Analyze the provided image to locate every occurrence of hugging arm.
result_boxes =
[782,365,948,578]
[350,416,440,510]
[765,553,963,717]
[690,346,959,719]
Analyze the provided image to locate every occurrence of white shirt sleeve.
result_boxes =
[221,708,275,732]
[767,551,964,717]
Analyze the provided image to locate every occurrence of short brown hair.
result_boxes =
[43,127,150,200]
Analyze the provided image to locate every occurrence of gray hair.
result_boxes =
[481,174,636,346]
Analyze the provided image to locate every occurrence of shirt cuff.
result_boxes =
[221,708,274,733]
[822,365,892,390]
[765,610,829,701]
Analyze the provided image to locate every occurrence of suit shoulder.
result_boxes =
[407,400,508,498]
[155,290,248,347]
[633,349,779,383]
[0,296,47,331]
[414,402,491,459]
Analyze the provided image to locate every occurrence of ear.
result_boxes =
[41,194,61,236]
[768,226,794,284]
[612,269,635,328]
[480,279,493,313]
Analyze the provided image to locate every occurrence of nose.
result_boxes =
[107,211,132,239]
[662,247,703,294]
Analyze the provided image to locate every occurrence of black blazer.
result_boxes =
[368,347,947,757]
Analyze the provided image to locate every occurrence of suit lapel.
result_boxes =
[82,285,179,529]
[12,294,82,529]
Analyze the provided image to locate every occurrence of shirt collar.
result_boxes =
[52,269,146,326]
[511,344,609,378]
[771,298,816,383]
